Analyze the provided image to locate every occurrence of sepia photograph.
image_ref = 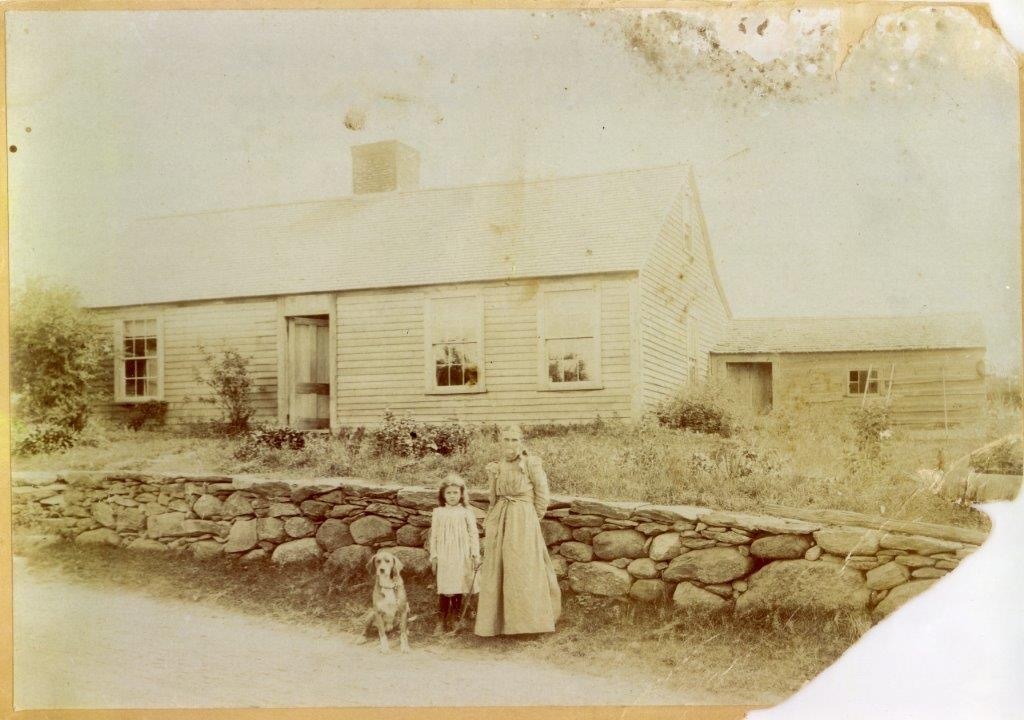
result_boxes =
[5,1,1022,716]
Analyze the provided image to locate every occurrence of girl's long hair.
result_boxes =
[437,472,471,508]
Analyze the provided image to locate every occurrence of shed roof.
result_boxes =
[84,164,691,308]
[713,314,987,354]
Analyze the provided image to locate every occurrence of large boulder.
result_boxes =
[662,548,753,585]
[114,507,147,533]
[256,517,286,543]
[181,520,229,537]
[395,487,438,511]
[284,516,316,538]
[592,530,646,560]
[879,533,962,556]
[316,519,354,552]
[672,582,728,612]
[75,528,122,547]
[750,534,813,560]
[632,505,706,524]
[325,544,373,577]
[224,519,259,553]
[627,558,659,579]
[812,528,882,556]
[192,540,225,560]
[271,538,323,564]
[90,502,116,528]
[648,532,683,562]
[559,541,594,562]
[396,524,425,546]
[192,494,224,519]
[146,512,187,539]
[570,498,642,520]
[300,500,332,519]
[540,520,572,546]
[736,560,870,615]
[567,562,632,597]
[388,546,431,576]
[267,502,301,517]
[349,515,394,545]
[866,561,911,591]
[222,492,255,517]
[873,579,938,620]
[629,579,669,603]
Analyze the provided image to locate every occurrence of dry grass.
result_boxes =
[19,542,868,705]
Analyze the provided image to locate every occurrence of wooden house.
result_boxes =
[87,140,732,429]
[710,314,988,426]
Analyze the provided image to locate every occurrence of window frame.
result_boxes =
[847,368,884,397]
[536,282,603,391]
[423,291,487,395]
[113,316,165,403]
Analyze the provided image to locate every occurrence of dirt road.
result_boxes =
[13,557,698,709]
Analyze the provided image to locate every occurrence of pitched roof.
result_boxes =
[713,314,987,354]
[84,164,691,308]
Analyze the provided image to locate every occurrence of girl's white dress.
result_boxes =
[429,505,481,595]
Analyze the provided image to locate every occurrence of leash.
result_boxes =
[460,564,481,623]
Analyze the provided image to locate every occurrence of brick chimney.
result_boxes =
[351,140,420,194]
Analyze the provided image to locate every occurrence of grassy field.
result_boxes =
[16,397,1017,529]
[17,541,869,705]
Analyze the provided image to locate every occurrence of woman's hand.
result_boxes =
[473,555,482,569]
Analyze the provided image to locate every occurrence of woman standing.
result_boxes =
[474,425,562,636]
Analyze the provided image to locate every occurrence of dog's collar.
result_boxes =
[377,579,400,590]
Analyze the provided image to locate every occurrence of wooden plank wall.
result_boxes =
[334,274,636,425]
[711,348,986,426]
[638,186,730,414]
[91,299,279,426]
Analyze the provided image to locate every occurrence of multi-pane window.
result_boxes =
[427,296,483,391]
[848,369,880,395]
[120,319,161,399]
[540,286,600,388]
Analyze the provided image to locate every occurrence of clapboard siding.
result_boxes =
[710,348,986,426]
[638,179,731,414]
[335,274,637,425]
[91,299,279,425]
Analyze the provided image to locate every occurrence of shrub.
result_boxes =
[125,400,168,431]
[372,412,471,458]
[234,426,306,460]
[14,422,79,456]
[656,382,740,437]
[850,398,893,461]
[971,437,1023,475]
[10,280,111,433]
[195,346,256,434]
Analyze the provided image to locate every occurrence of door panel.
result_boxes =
[288,316,330,430]
[726,362,773,414]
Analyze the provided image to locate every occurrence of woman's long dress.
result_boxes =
[474,453,562,636]
[428,505,481,595]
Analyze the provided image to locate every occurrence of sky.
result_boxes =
[6,6,1021,370]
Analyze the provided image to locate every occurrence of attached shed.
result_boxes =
[710,314,988,426]
[87,141,731,429]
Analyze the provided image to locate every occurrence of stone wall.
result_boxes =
[13,471,987,622]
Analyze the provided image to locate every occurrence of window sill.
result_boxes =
[115,397,166,405]
[425,386,488,396]
[538,383,604,392]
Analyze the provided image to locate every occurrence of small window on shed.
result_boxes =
[848,369,880,395]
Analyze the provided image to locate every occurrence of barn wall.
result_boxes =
[91,299,279,426]
[334,274,637,425]
[638,182,730,414]
[711,348,987,426]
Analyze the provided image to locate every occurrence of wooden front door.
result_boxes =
[726,362,773,414]
[287,316,330,430]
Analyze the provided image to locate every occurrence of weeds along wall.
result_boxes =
[13,471,987,623]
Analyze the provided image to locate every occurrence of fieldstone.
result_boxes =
[90,502,116,528]
[325,544,373,576]
[192,540,225,560]
[707,530,751,545]
[75,528,122,547]
[540,520,572,546]
[672,582,728,612]
[545,508,571,519]
[880,534,962,556]
[663,548,753,585]
[388,546,431,575]
[349,515,395,545]
[127,538,169,552]
[572,527,602,543]
[224,519,259,553]
[847,556,881,571]
[633,505,707,524]
[736,560,870,615]
[681,538,717,550]
[181,519,229,537]
[865,562,910,590]
[146,512,187,539]
[870,589,888,606]
[291,482,341,504]
[254,517,285,542]
[298,500,330,519]
[272,537,323,564]
[873,579,937,620]
[222,492,254,517]
[230,477,292,497]
[611,558,631,569]
[704,583,734,599]
[396,524,425,546]
[636,522,669,536]
[627,558,659,579]
[648,533,684,562]
[316,490,352,504]
[570,498,641,520]
[912,567,948,579]
[629,579,669,602]
[732,580,748,592]
[240,548,268,563]
[284,516,316,538]
[956,545,979,559]
[592,530,646,560]
[551,556,568,578]
[750,534,813,560]
[115,507,147,533]
[316,519,354,552]
[567,562,632,596]
[268,502,300,517]
[395,487,438,511]
[365,503,407,519]
[327,504,359,519]
[895,554,935,568]
[804,545,822,561]
[192,494,224,519]
[65,504,91,518]
[40,494,66,507]
[560,541,594,562]
[109,496,138,507]
[671,521,697,532]
[563,514,605,528]
[406,514,433,528]
[168,499,190,513]
[698,511,819,535]
[935,560,958,570]
[813,528,882,556]
[144,502,169,517]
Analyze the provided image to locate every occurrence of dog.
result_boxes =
[357,549,411,653]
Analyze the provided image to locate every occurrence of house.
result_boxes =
[87,140,732,429]
[710,314,988,426]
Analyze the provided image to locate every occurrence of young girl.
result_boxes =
[429,473,481,633]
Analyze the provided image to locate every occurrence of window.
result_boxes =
[115,318,163,401]
[848,369,880,395]
[425,295,484,393]
[538,285,601,390]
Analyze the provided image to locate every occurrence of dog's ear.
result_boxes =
[391,554,405,579]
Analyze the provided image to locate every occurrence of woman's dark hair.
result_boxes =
[437,479,466,507]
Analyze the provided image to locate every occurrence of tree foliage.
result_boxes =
[195,346,256,434]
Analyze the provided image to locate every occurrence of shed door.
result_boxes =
[287,316,330,430]
[726,362,773,414]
